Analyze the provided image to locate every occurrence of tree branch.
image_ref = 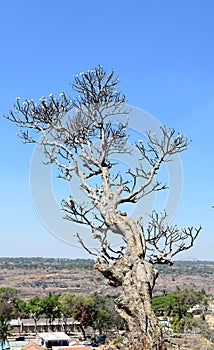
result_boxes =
[5,65,200,268]
[143,211,202,264]
[119,127,189,204]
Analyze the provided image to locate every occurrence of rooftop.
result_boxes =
[38,332,70,341]
[53,347,92,350]
[22,342,42,350]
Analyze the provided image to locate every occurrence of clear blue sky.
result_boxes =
[1,0,214,260]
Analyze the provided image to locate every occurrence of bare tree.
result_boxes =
[6,65,201,349]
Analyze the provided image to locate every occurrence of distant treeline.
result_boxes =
[0,257,94,270]
[0,257,213,274]
[157,260,214,275]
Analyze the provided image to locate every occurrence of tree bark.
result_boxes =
[116,261,162,349]
[95,213,164,349]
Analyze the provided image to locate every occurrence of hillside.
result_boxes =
[0,258,213,299]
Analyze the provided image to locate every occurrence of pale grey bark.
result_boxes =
[5,65,201,349]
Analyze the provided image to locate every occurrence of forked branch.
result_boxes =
[119,127,189,204]
[144,211,201,264]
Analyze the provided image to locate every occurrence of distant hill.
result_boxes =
[157,260,214,275]
[1,257,213,273]
[0,258,213,299]
[0,257,94,270]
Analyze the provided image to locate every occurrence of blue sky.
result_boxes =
[1,0,214,260]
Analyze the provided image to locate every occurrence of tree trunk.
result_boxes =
[97,257,163,349]
[34,318,37,334]
[116,260,162,349]
[79,324,86,341]
[95,213,164,349]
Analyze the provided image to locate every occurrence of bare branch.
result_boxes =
[76,233,97,257]
[62,197,106,233]
[143,211,202,265]
[119,127,189,204]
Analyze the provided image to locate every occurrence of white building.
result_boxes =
[37,332,70,350]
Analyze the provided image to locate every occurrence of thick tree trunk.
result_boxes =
[115,260,162,349]
[95,213,164,349]
[96,257,163,349]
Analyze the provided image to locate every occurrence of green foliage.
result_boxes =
[0,288,19,302]
[176,289,205,306]
[59,293,123,336]
[41,293,61,327]
[0,301,13,324]
[152,289,205,313]
[152,293,177,313]
[152,289,207,332]
[58,292,75,318]
[21,292,123,336]
[0,300,13,344]
[0,288,26,321]
[26,296,43,321]
[26,293,61,331]
[11,298,27,318]
[0,322,11,343]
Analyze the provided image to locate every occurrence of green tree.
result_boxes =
[0,301,13,324]
[91,294,116,335]
[59,292,121,337]
[59,292,74,318]
[71,294,95,340]
[59,293,75,333]
[94,308,111,335]
[26,296,43,333]
[41,293,61,331]
[152,289,206,333]
[12,298,27,318]
[0,288,19,303]
[0,323,11,349]
[102,295,125,332]
[176,289,204,308]
[0,300,13,349]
